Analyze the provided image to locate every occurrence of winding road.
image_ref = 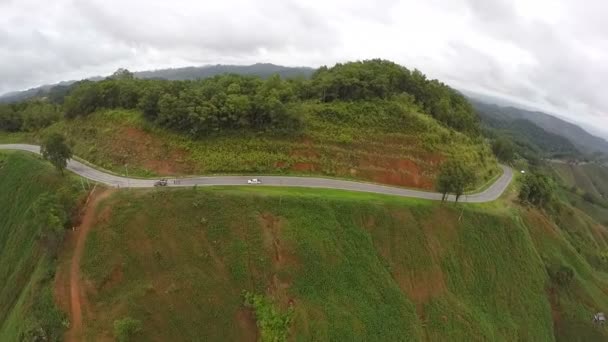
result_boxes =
[0,144,513,203]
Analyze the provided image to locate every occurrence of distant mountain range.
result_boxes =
[471,99,608,156]
[0,63,314,103]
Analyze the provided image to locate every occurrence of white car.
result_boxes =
[247,178,262,184]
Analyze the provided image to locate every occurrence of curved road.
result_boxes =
[0,144,512,203]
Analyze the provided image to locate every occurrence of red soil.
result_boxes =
[57,188,114,342]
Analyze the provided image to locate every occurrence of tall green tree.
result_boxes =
[436,159,476,202]
[41,133,72,174]
[519,173,554,208]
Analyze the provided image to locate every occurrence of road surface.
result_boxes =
[0,144,513,203]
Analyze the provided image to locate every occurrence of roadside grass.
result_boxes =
[75,185,605,341]
[32,108,499,189]
[0,152,82,340]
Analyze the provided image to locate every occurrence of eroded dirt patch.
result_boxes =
[56,188,114,342]
[109,127,193,175]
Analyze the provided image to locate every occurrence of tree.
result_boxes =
[519,173,554,208]
[492,136,515,163]
[436,159,476,202]
[32,193,67,255]
[41,133,72,174]
[0,105,23,132]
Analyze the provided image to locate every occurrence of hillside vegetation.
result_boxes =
[0,152,82,340]
[0,60,498,190]
[76,186,608,341]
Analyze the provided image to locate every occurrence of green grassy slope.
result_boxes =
[0,152,81,341]
[5,105,498,191]
[79,186,608,341]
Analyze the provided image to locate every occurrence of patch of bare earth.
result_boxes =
[259,213,298,310]
[55,188,114,342]
[109,127,193,175]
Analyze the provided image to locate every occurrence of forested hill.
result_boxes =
[0,64,314,104]
[1,59,481,137]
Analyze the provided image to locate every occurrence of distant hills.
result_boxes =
[0,63,314,103]
[134,63,315,81]
[471,99,608,156]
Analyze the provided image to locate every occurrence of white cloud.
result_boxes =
[0,0,606,137]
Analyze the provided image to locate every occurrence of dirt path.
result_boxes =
[61,188,114,342]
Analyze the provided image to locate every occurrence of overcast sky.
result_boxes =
[1,0,607,137]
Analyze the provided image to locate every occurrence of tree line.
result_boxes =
[0,60,481,137]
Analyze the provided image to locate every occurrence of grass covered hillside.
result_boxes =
[0,152,82,341]
[76,186,608,341]
[0,60,499,190]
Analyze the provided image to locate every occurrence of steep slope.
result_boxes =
[0,152,82,340]
[35,105,497,191]
[75,186,608,341]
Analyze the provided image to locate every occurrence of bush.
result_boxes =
[547,265,575,288]
[243,291,294,342]
[113,317,142,342]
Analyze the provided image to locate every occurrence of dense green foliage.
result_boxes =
[0,102,61,132]
[519,173,555,208]
[0,152,81,341]
[3,60,480,138]
[313,61,479,134]
[41,133,72,174]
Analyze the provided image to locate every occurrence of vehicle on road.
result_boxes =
[247,178,262,184]
[154,179,168,187]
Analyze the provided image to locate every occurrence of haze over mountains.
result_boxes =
[2,63,607,156]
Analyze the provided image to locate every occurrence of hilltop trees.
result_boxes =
[41,133,72,174]
[48,61,481,138]
[436,159,476,202]
[311,60,480,135]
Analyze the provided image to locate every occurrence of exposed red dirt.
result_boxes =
[110,127,192,175]
[292,162,316,172]
[60,188,114,342]
[259,213,298,310]
[358,157,435,189]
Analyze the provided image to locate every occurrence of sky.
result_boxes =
[1,0,607,138]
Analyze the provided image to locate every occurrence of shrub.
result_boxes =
[243,291,294,342]
[113,317,142,342]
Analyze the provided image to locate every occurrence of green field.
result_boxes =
[77,185,608,341]
[0,152,82,341]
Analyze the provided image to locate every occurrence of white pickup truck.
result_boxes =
[247,178,262,184]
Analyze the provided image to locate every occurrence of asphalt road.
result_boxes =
[0,144,513,203]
